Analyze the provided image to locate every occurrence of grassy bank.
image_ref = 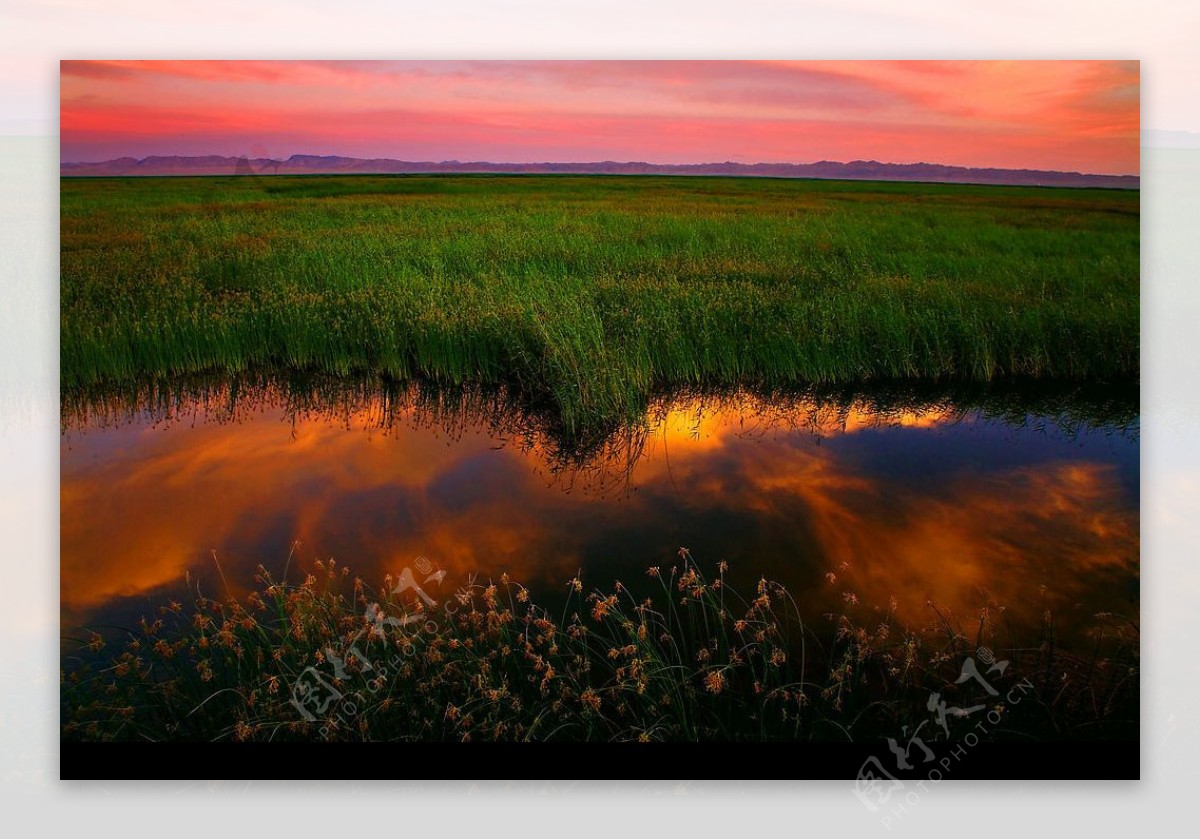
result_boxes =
[61,175,1139,430]
[62,553,1138,743]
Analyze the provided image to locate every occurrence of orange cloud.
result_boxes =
[62,391,1138,653]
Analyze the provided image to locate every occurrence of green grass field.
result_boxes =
[61,174,1139,430]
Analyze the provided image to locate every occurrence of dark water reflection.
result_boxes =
[61,377,1138,652]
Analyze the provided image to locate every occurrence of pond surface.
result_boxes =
[61,381,1138,653]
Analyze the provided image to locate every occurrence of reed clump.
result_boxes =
[62,552,1137,742]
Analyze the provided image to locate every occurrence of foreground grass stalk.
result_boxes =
[62,555,1137,742]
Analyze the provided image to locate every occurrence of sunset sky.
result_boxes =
[60,60,1139,174]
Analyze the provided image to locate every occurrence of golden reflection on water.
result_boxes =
[60,388,1138,637]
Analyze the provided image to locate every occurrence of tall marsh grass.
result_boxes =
[61,175,1139,432]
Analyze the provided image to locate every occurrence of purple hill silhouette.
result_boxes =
[60,154,1139,189]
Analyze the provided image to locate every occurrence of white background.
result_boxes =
[2,1,1197,836]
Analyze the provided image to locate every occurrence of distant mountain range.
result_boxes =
[60,154,1139,189]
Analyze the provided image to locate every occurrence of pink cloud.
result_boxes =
[59,60,1139,174]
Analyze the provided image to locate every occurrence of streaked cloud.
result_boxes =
[60,60,1139,173]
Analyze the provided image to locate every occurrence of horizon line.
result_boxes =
[60,152,1141,180]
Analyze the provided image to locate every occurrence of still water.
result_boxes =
[61,380,1138,652]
